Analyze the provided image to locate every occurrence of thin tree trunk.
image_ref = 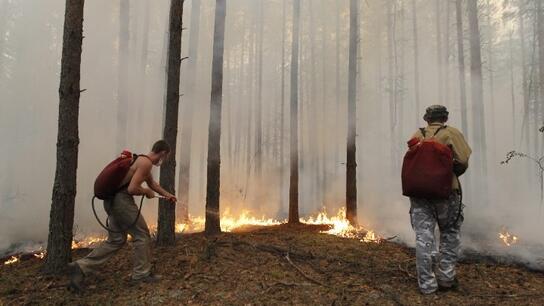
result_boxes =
[280,0,286,215]
[289,0,301,224]
[321,0,328,208]
[335,1,341,177]
[205,0,227,236]
[519,1,530,150]
[412,0,421,126]
[444,0,451,105]
[537,0,544,134]
[468,0,488,199]
[346,0,358,226]
[157,0,184,246]
[509,29,516,145]
[177,0,201,223]
[255,1,264,178]
[116,0,130,150]
[485,0,497,164]
[456,0,468,136]
[436,0,444,102]
[43,0,84,274]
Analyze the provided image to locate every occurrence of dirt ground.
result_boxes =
[1,224,544,305]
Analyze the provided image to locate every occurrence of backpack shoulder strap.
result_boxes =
[433,125,448,137]
[419,128,426,138]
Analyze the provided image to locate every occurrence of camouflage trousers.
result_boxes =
[409,192,464,294]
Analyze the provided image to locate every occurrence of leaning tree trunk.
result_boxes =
[157,0,184,246]
[346,0,358,226]
[456,0,469,136]
[288,0,301,224]
[468,0,488,200]
[43,0,84,274]
[205,0,227,236]
[177,0,201,223]
[116,0,129,151]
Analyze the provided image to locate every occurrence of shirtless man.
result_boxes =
[68,140,177,291]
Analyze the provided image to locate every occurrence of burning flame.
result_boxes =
[33,252,45,259]
[302,207,381,243]
[4,256,19,265]
[499,228,519,246]
[71,235,106,249]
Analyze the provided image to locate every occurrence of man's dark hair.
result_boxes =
[152,140,171,154]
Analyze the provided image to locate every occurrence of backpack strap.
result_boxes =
[433,125,448,137]
[419,128,426,138]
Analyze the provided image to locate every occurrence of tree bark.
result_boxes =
[346,0,358,226]
[519,1,530,150]
[116,0,130,150]
[177,0,201,223]
[205,0,227,236]
[157,0,184,246]
[289,0,301,224]
[456,0,469,136]
[43,0,84,274]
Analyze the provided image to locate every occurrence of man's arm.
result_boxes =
[127,161,155,198]
[145,174,176,202]
[448,128,472,176]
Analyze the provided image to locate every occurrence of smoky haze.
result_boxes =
[0,0,542,265]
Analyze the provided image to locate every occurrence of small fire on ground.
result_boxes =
[499,227,519,247]
[3,208,379,265]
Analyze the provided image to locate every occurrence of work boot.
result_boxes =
[438,278,459,292]
[130,273,163,285]
[67,262,85,293]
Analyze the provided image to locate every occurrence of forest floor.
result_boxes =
[1,224,544,305]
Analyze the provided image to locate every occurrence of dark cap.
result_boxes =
[423,105,449,121]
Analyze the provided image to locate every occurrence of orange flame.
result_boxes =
[3,256,19,265]
[499,228,519,247]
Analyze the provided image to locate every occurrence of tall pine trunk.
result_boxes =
[177,0,201,223]
[346,0,358,226]
[468,0,488,200]
[519,1,530,150]
[456,0,468,136]
[288,0,301,224]
[157,0,184,245]
[280,0,286,215]
[205,0,227,236]
[43,0,84,274]
[116,0,129,150]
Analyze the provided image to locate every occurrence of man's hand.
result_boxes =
[144,188,155,199]
[166,195,177,204]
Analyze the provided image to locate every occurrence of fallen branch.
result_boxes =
[284,253,327,287]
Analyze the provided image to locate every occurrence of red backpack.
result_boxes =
[402,126,453,199]
[94,150,137,200]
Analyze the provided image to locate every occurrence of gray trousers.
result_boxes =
[410,193,464,294]
[76,190,152,280]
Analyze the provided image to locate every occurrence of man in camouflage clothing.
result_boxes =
[409,105,472,294]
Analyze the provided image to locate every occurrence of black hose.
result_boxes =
[92,195,144,233]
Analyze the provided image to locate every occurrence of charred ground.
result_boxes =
[1,224,544,305]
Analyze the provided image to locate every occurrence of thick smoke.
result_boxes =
[0,0,542,266]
